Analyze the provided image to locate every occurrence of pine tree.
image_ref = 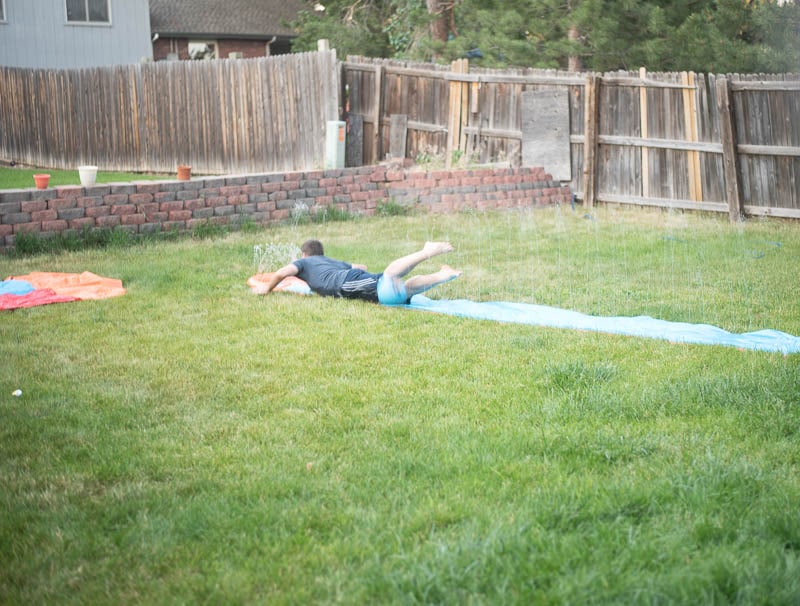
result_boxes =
[289,0,800,73]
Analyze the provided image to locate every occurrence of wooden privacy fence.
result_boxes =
[2,51,798,220]
[0,51,339,175]
[582,70,800,220]
[344,57,799,220]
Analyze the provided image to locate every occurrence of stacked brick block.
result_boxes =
[0,165,571,251]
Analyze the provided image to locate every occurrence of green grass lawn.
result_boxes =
[0,165,171,189]
[1,206,799,604]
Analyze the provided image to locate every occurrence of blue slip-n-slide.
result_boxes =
[404,295,800,354]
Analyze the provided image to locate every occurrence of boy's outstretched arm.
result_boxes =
[252,263,299,295]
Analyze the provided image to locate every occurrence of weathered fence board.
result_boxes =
[521,88,571,181]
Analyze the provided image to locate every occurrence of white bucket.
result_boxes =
[78,165,98,187]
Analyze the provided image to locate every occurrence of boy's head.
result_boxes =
[301,239,324,257]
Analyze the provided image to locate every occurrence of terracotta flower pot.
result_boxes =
[33,174,51,189]
[177,165,191,181]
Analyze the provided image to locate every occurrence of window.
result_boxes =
[66,0,110,24]
[188,41,218,60]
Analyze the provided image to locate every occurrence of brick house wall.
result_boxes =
[0,165,572,252]
[152,37,292,61]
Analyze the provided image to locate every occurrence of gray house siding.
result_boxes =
[0,0,152,69]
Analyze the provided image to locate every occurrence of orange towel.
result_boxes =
[6,272,126,300]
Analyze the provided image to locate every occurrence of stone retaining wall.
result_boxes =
[0,165,572,251]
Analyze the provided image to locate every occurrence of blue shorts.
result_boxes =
[339,269,408,305]
[376,275,409,306]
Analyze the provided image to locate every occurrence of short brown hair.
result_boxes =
[301,239,324,256]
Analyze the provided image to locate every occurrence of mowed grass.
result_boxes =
[0,166,171,189]
[1,206,799,604]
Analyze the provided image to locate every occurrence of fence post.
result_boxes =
[682,71,702,202]
[446,58,468,168]
[583,74,600,208]
[715,76,745,222]
[639,67,650,199]
[459,61,470,158]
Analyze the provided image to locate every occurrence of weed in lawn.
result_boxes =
[191,218,228,240]
[314,205,357,223]
[377,198,415,217]
[290,202,311,224]
[291,202,359,225]
[237,217,261,233]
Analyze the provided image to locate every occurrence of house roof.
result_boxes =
[149,0,309,39]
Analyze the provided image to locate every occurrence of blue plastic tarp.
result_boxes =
[406,296,800,354]
[0,280,35,296]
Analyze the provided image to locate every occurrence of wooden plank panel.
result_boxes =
[682,72,702,201]
[639,68,650,199]
[306,52,321,168]
[277,57,291,169]
[459,61,470,157]
[373,65,383,164]
[356,69,376,164]
[295,53,309,170]
[716,77,745,221]
[521,88,571,180]
[389,114,408,160]
[346,113,363,167]
[289,52,303,170]
[582,75,599,206]
[259,58,274,169]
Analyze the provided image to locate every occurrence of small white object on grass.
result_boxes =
[12,389,22,397]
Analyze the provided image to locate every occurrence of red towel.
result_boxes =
[0,289,79,310]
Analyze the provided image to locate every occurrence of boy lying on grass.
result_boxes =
[251,239,461,305]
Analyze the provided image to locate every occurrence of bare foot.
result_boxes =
[439,264,462,281]
[423,241,454,257]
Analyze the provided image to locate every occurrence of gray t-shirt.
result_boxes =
[292,255,352,297]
